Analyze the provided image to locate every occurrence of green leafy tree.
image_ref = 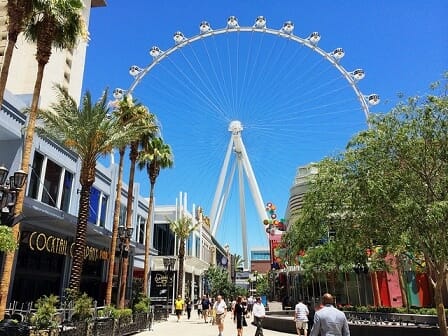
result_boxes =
[168,216,198,296]
[255,275,270,297]
[203,266,231,298]
[0,226,17,252]
[138,137,174,295]
[286,75,448,335]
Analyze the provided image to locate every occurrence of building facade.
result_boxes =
[0,0,106,108]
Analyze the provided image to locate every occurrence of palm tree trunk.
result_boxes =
[0,60,46,320]
[68,177,93,291]
[105,148,125,305]
[119,144,138,308]
[143,181,155,295]
[177,240,185,296]
[0,34,19,107]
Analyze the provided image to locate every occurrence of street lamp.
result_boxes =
[116,225,133,305]
[0,164,27,227]
[163,257,176,320]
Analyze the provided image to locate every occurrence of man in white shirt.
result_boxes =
[252,297,266,336]
[213,295,227,336]
[294,299,309,336]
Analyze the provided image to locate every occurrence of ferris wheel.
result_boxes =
[113,16,380,267]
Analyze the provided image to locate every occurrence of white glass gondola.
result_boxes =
[113,88,125,100]
[331,48,345,60]
[149,46,162,58]
[308,32,321,45]
[352,69,365,81]
[173,31,186,44]
[129,65,142,77]
[254,16,266,29]
[199,21,211,34]
[282,21,294,34]
[227,16,239,29]
[367,94,380,105]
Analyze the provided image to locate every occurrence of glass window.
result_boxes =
[186,235,193,256]
[137,215,146,244]
[99,194,108,227]
[60,171,73,212]
[41,159,62,207]
[153,223,174,255]
[195,236,200,258]
[119,204,127,227]
[28,152,44,199]
[88,187,101,224]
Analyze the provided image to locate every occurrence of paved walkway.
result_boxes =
[135,312,292,336]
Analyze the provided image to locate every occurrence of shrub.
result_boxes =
[72,293,93,321]
[133,295,150,313]
[31,294,59,330]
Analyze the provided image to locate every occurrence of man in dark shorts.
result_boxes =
[201,294,211,323]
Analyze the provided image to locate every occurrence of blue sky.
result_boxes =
[82,0,447,259]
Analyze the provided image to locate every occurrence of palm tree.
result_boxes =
[0,0,34,108]
[104,96,157,307]
[137,137,174,295]
[168,216,198,296]
[35,86,142,292]
[0,0,84,319]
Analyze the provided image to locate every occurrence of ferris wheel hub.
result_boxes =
[228,120,243,134]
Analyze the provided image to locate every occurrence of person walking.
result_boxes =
[252,297,266,336]
[174,295,185,322]
[196,297,202,318]
[234,296,247,336]
[213,295,227,336]
[246,296,254,316]
[201,294,211,323]
[309,293,350,336]
[294,299,309,336]
[185,297,193,320]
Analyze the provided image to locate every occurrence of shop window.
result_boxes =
[195,236,200,258]
[28,152,44,199]
[99,194,108,227]
[41,159,63,207]
[137,215,146,244]
[88,187,101,224]
[60,171,73,212]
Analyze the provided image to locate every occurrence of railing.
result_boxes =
[2,302,161,336]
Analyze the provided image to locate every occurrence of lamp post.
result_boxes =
[163,257,176,320]
[116,225,133,306]
[0,165,27,227]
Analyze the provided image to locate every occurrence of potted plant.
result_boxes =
[30,294,59,336]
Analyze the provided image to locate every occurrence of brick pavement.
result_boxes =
[135,311,291,336]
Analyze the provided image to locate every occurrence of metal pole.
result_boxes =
[166,269,169,320]
[116,242,123,305]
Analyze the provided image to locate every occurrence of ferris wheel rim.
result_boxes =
[123,17,380,121]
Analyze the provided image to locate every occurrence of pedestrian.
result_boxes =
[185,297,193,319]
[309,293,350,336]
[294,298,309,336]
[196,297,202,318]
[201,294,211,323]
[213,295,227,336]
[233,296,247,336]
[253,297,265,336]
[174,295,185,322]
[246,296,254,315]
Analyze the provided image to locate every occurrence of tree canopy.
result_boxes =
[284,74,448,335]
